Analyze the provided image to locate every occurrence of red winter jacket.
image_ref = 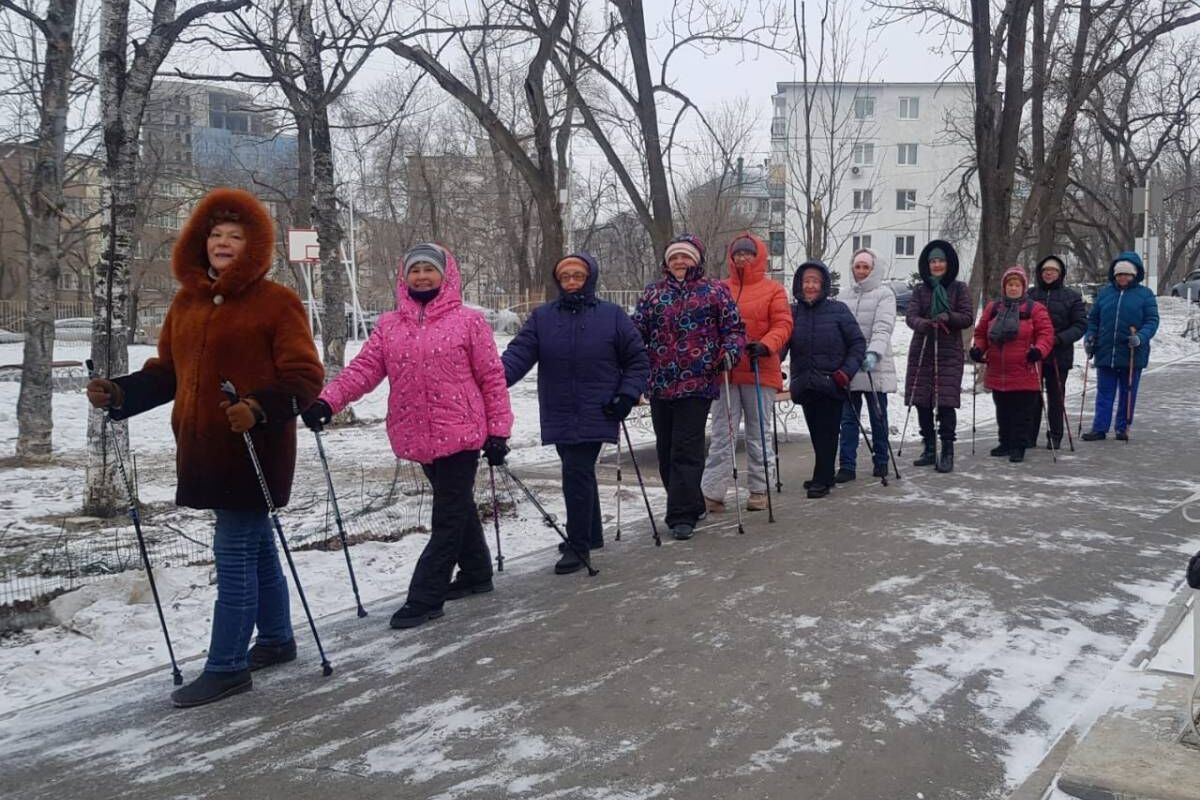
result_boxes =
[974,292,1055,393]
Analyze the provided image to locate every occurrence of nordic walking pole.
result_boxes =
[86,359,183,686]
[771,401,782,493]
[1052,359,1075,452]
[750,358,775,523]
[932,330,941,465]
[1037,362,1058,463]
[499,465,598,575]
[867,373,901,480]
[898,335,928,457]
[1126,325,1137,442]
[1077,354,1091,438]
[488,465,505,573]
[720,369,745,535]
[971,360,977,456]
[220,381,332,677]
[614,436,622,542]
[311,426,367,616]
[621,419,662,547]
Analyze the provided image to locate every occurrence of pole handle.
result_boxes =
[219,379,239,404]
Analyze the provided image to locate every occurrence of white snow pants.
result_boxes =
[701,382,775,499]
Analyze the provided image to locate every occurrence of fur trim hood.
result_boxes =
[172,187,276,299]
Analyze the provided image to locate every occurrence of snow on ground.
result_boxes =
[0,298,1197,729]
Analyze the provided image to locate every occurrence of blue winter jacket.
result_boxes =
[788,260,866,401]
[502,253,650,445]
[1086,251,1160,370]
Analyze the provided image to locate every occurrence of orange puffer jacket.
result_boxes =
[724,233,793,390]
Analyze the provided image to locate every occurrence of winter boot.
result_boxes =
[554,548,586,575]
[704,496,726,514]
[247,639,296,671]
[935,441,954,473]
[559,538,604,554]
[389,600,444,629]
[912,438,937,467]
[1008,447,1026,463]
[746,492,768,511]
[806,484,830,499]
[834,469,856,484]
[989,444,1010,457]
[1115,430,1129,441]
[445,574,495,600]
[1047,433,1062,450]
[872,463,888,479]
[803,479,819,490]
[171,669,252,709]
[1081,431,1106,441]
[671,523,695,540]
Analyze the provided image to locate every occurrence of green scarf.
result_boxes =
[929,275,951,318]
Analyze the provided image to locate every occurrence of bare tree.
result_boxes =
[85,0,248,515]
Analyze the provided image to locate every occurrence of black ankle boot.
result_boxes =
[171,669,252,708]
[248,639,296,671]
[935,441,954,473]
[913,438,936,467]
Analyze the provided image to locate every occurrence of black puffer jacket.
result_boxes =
[788,260,866,401]
[1027,254,1087,370]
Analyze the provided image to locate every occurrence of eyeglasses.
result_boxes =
[558,271,588,282]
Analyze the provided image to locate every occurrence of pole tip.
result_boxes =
[322,663,334,677]
[357,607,368,618]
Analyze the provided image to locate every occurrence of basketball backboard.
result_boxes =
[287,228,320,263]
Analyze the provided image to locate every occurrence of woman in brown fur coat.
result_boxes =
[87,187,323,708]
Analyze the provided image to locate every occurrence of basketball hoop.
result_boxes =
[287,228,320,263]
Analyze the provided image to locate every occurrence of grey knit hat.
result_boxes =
[404,243,447,276]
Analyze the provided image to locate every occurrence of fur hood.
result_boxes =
[172,187,276,299]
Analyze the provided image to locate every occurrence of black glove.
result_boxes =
[483,436,509,466]
[603,395,635,421]
[1084,337,1096,357]
[746,341,771,360]
[1026,347,1042,364]
[1188,552,1200,589]
[969,346,984,363]
[301,399,333,431]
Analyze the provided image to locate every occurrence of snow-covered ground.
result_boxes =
[0,296,1197,751]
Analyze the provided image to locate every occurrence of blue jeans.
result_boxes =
[1091,365,1142,435]
[206,509,293,673]
[839,391,890,472]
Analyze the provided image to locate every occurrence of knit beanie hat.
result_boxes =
[928,247,947,262]
[1040,257,1064,274]
[1113,260,1138,277]
[1001,266,1027,291]
[664,240,702,266]
[554,256,589,278]
[404,243,446,276]
[730,237,757,257]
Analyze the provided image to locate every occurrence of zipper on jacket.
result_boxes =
[1111,289,1124,368]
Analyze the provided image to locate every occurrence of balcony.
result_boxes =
[770,117,786,139]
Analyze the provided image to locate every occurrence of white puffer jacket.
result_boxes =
[846,270,898,393]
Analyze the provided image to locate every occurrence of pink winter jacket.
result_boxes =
[318,248,513,465]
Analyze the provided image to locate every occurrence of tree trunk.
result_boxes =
[16,0,78,461]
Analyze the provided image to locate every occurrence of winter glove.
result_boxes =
[832,370,850,391]
[1128,333,1142,349]
[863,352,879,372]
[1188,551,1200,590]
[933,312,950,325]
[969,346,985,363]
[85,378,123,409]
[483,436,509,467]
[746,341,771,361]
[1026,347,1042,364]
[603,395,635,421]
[1084,336,1096,357]
[220,397,264,433]
[301,399,334,431]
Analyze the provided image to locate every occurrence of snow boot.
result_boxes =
[872,463,888,479]
[1115,430,1129,441]
[554,548,586,575]
[806,484,830,499]
[1008,447,1025,463]
[445,574,495,600]
[935,441,954,473]
[671,523,695,540]
[171,669,252,709]
[746,492,768,511]
[704,496,726,514]
[834,469,856,484]
[989,444,1010,457]
[247,639,296,671]
[389,601,444,629]
[559,538,603,554]
[912,438,937,467]
[1081,431,1106,441]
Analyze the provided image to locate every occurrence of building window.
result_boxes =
[852,234,873,251]
[895,235,916,257]
[852,142,875,166]
[852,189,873,211]
[897,143,918,165]
[896,190,917,211]
[769,231,785,256]
[854,96,876,120]
[770,200,785,215]
[899,97,920,120]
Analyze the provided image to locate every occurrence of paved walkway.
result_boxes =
[3,358,1199,800]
